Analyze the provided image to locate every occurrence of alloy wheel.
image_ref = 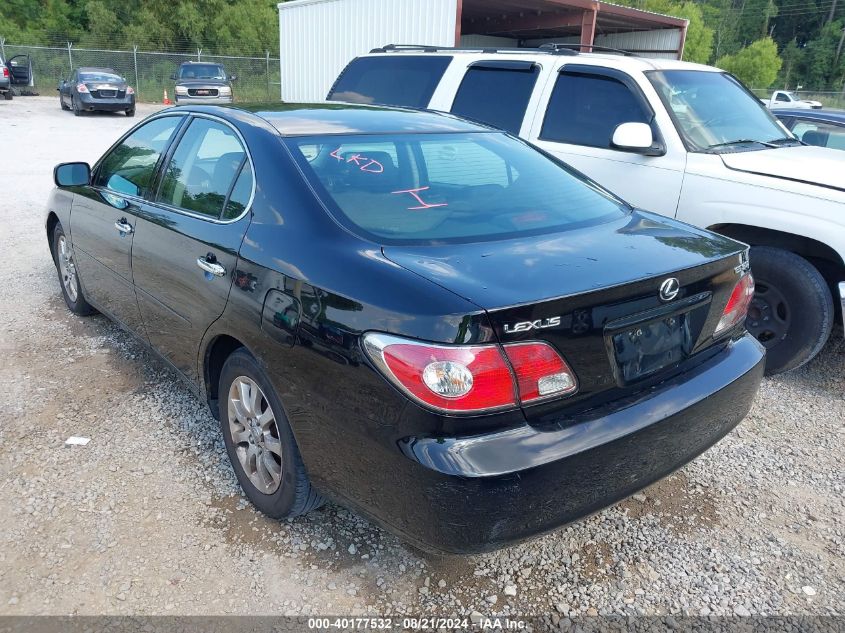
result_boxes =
[227,376,283,494]
[57,235,78,302]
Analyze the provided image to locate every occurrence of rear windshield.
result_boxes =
[327,56,452,108]
[179,64,226,80]
[288,132,627,244]
[81,72,122,83]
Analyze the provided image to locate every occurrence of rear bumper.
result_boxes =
[362,334,764,554]
[77,93,134,111]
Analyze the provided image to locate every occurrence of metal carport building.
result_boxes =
[278,0,688,102]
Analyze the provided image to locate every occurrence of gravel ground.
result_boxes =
[0,97,843,623]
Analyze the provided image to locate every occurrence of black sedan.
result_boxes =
[45,104,764,553]
[774,108,845,151]
[59,67,135,117]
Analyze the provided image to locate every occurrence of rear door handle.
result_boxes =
[197,256,226,277]
[114,219,133,234]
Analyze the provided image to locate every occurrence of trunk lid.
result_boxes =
[383,211,748,415]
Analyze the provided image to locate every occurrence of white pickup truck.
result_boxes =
[329,45,844,374]
[762,90,823,110]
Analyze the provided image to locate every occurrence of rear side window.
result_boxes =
[450,63,539,134]
[288,132,626,244]
[96,116,182,198]
[158,118,247,219]
[328,56,452,107]
[541,72,650,149]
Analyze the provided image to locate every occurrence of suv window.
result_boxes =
[450,63,539,135]
[158,118,247,218]
[96,116,183,198]
[328,56,452,107]
[541,71,650,149]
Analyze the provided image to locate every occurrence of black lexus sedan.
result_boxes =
[58,67,136,117]
[45,104,764,554]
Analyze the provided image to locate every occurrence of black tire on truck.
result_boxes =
[747,246,834,375]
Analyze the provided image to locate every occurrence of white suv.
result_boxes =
[329,44,845,375]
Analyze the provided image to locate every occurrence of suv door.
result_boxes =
[131,115,254,381]
[71,114,185,335]
[527,64,686,217]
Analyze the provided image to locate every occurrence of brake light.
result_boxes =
[2,67,8,78]
[126,86,135,95]
[76,83,88,93]
[363,334,516,413]
[363,333,578,414]
[503,342,578,403]
[715,273,754,335]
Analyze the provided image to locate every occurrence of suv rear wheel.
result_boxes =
[748,246,833,375]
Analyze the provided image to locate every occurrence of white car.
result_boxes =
[329,45,845,374]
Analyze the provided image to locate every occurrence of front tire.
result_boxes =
[60,95,70,110]
[51,223,96,316]
[219,349,324,518]
[72,95,82,116]
[748,246,833,375]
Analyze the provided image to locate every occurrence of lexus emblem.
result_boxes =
[659,277,680,302]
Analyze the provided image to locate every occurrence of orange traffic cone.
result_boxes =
[163,89,171,105]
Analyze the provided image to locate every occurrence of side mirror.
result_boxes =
[54,162,91,187]
[171,73,178,81]
[611,122,657,154]
[229,75,238,82]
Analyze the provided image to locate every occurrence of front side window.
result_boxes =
[450,63,540,134]
[327,56,452,107]
[96,116,182,197]
[158,118,248,218]
[541,72,651,148]
[792,120,845,150]
[288,132,627,244]
[648,70,791,152]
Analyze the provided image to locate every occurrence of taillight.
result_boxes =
[503,342,578,403]
[2,67,8,78]
[363,334,516,413]
[76,83,89,93]
[715,273,754,336]
[363,333,578,414]
[126,86,135,95]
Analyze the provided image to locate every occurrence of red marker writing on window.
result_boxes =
[330,147,384,174]
[391,186,448,210]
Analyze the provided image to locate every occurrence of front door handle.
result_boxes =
[197,256,226,277]
[114,219,133,234]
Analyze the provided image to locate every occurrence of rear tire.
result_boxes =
[125,108,135,117]
[3,91,12,101]
[51,223,96,316]
[219,349,324,519]
[748,246,833,375]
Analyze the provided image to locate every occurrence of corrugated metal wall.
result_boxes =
[524,29,683,59]
[278,0,458,102]
[459,34,519,48]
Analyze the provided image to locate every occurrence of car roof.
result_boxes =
[774,109,845,123]
[187,102,495,137]
[360,47,720,74]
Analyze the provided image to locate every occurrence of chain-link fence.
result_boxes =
[0,37,281,103]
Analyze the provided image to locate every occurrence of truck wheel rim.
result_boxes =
[746,281,790,347]
[57,235,78,302]
[227,376,282,494]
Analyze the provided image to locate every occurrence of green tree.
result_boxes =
[716,36,783,87]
